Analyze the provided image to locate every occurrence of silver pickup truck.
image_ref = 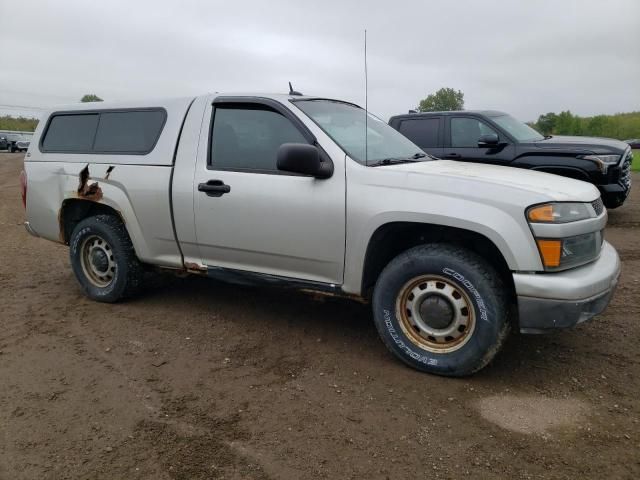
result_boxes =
[21,93,620,376]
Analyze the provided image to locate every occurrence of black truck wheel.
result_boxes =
[372,244,510,376]
[69,215,143,302]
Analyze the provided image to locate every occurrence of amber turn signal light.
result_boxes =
[528,204,554,222]
[536,239,562,267]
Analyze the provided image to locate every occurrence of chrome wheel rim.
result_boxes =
[396,275,475,353]
[80,235,116,288]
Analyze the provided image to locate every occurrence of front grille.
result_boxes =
[620,150,632,193]
[591,197,604,216]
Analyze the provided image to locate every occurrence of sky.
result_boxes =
[1,0,639,123]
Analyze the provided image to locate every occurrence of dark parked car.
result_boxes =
[1,133,30,152]
[0,135,9,151]
[624,139,640,149]
[389,111,633,208]
[15,136,31,151]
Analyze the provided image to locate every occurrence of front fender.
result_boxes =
[343,206,541,296]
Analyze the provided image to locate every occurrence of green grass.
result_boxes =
[632,150,640,172]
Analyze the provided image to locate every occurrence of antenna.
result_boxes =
[288,82,302,96]
[364,29,368,166]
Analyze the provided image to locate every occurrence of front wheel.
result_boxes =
[69,215,143,302]
[372,244,510,376]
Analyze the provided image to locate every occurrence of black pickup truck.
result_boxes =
[389,111,633,208]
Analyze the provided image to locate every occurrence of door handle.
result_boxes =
[444,153,461,159]
[198,180,231,197]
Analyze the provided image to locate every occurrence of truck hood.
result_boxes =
[383,160,599,203]
[529,135,629,154]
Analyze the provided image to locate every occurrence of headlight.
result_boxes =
[535,232,602,270]
[527,202,594,223]
[527,202,602,270]
[582,154,620,173]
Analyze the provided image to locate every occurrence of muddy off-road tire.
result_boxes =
[372,244,510,377]
[69,215,143,303]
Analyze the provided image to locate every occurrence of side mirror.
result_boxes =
[478,133,499,147]
[277,143,333,179]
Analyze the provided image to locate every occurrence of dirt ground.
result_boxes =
[1,152,639,479]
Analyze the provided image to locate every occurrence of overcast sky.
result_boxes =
[1,0,639,123]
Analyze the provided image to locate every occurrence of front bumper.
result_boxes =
[600,184,628,208]
[513,241,620,334]
[599,149,633,208]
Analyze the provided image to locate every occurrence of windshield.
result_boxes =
[294,100,425,165]
[491,114,544,142]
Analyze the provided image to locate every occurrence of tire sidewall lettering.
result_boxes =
[442,267,488,322]
[383,308,438,366]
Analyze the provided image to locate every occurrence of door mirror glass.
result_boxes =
[478,133,499,146]
[277,143,332,178]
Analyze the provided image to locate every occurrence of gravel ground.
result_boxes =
[1,152,639,479]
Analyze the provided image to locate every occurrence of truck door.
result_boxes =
[443,116,515,165]
[191,97,346,285]
[394,116,444,158]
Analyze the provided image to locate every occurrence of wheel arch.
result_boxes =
[59,198,126,245]
[360,222,515,303]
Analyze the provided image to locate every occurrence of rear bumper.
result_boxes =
[513,241,620,334]
[24,221,39,237]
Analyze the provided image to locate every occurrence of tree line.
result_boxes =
[0,94,103,132]
[530,111,640,140]
[416,88,640,141]
[0,115,39,132]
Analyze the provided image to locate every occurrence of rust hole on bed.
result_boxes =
[77,165,103,202]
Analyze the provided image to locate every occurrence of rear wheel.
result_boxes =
[372,244,510,376]
[69,215,143,302]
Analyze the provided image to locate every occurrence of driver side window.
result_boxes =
[209,105,308,173]
[450,118,497,148]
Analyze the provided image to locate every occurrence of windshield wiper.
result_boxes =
[369,152,427,167]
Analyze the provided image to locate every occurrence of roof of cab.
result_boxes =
[211,93,361,107]
[390,110,508,121]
